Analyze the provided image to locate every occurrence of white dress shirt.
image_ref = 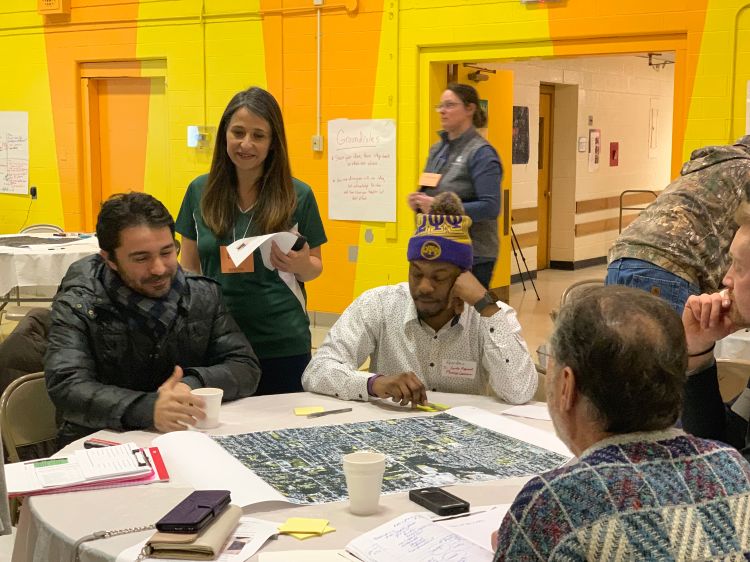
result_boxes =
[302,283,538,403]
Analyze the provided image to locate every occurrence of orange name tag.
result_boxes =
[418,172,442,188]
[220,246,254,274]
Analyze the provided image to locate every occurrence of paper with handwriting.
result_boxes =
[346,513,492,562]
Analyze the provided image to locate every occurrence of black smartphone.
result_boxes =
[155,490,231,534]
[290,235,307,252]
[409,487,470,516]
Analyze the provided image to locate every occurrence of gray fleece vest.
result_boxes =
[423,129,498,260]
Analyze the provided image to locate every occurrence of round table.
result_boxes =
[0,234,99,297]
[12,392,557,562]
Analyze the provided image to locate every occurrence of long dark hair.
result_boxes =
[201,87,296,237]
[446,83,487,128]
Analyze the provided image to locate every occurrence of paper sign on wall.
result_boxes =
[327,119,396,222]
[0,111,29,195]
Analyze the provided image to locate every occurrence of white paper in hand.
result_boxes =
[225,230,306,311]
[226,232,298,270]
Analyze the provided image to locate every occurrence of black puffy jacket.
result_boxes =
[45,255,261,445]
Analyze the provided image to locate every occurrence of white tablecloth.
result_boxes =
[716,329,750,361]
[0,235,99,296]
[12,392,557,562]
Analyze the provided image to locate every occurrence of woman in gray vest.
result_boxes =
[408,83,502,288]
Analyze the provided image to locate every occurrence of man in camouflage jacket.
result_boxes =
[607,136,750,313]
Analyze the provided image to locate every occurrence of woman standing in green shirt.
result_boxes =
[176,87,327,394]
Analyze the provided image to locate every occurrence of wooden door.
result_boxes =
[537,85,554,269]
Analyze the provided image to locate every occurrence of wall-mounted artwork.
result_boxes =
[512,106,530,164]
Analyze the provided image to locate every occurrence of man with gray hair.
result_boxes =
[493,285,750,560]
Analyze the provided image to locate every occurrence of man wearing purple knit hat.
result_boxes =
[303,193,538,407]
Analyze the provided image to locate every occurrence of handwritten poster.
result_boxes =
[328,118,396,222]
[0,111,29,195]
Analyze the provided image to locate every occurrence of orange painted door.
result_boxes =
[457,67,514,290]
[87,77,151,216]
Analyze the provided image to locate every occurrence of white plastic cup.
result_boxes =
[190,387,223,429]
[343,451,386,515]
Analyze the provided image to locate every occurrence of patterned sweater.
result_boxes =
[494,429,750,561]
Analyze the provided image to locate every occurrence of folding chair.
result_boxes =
[0,372,57,464]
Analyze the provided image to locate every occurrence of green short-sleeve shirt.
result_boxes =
[175,174,327,359]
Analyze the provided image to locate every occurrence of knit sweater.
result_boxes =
[494,429,750,561]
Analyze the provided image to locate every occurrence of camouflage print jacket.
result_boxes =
[609,136,750,292]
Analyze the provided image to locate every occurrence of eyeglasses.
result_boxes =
[434,102,462,111]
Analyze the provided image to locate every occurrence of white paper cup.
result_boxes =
[343,451,386,515]
[191,387,223,429]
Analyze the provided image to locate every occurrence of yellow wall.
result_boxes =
[3,0,748,314]
[0,2,62,231]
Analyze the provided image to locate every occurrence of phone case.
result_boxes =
[155,490,231,533]
[291,235,307,252]
[409,487,470,516]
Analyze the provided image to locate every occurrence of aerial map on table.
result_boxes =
[212,413,568,504]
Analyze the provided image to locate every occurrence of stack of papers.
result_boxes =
[278,517,336,540]
[5,442,169,496]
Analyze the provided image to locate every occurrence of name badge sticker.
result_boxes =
[442,359,477,380]
[220,246,254,274]
[418,172,442,188]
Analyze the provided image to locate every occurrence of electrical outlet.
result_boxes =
[30,186,37,200]
[312,135,324,152]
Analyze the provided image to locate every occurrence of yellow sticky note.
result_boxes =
[278,517,329,535]
[294,406,325,416]
[415,404,439,412]
[285,526,336,540]
[415,402,451,412]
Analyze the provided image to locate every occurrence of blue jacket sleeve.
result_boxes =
[462,144,502,222]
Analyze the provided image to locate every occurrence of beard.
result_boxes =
[728,291,750,328]
[414,297,449,320]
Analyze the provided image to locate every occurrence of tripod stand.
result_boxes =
[510,226,540,300]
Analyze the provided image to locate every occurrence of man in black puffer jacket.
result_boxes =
[45,193,261,446]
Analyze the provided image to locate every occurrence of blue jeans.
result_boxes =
[606,258,700,315]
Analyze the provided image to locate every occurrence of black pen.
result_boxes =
[307,407,353,419]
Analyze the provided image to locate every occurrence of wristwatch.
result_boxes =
[473,291,496,314]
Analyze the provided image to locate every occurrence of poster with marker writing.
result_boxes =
[327,119,396,222]
[0,111,29,195]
